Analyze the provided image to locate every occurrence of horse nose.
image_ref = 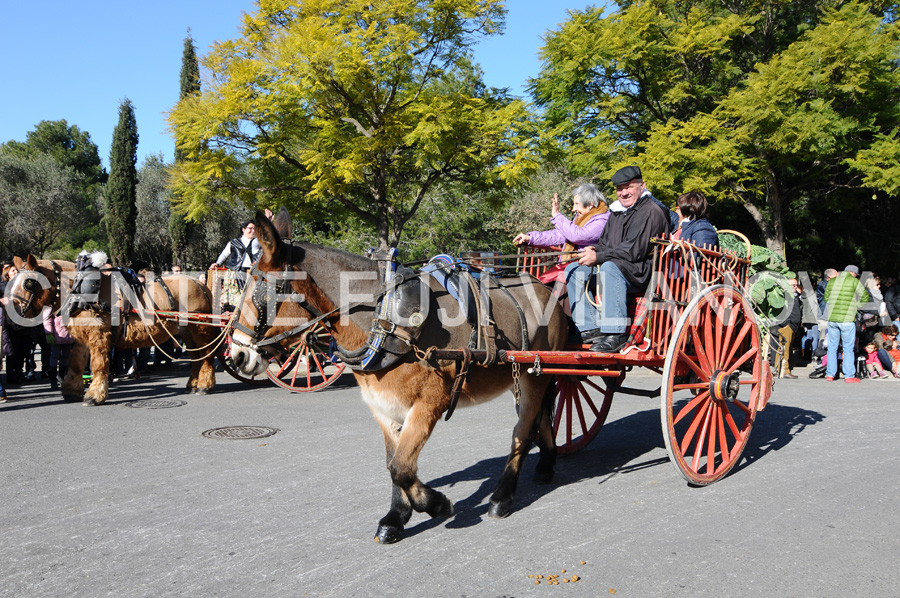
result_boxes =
[232,348,246,370]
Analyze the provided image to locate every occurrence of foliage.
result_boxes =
[168,0,540,248]
[134,154,174,270]
[170,30,201,267]
[531,0,900,260]
[105,99,139,266]
[746,245,795,330]
[0,152,87,257]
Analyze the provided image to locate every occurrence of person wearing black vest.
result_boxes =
[212,221,261,271]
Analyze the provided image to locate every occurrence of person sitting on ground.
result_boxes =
[671,191,719,248]
[567,165,670,352]
[872,324,900,377]
[513,184,609,285]
[863,341,890,378]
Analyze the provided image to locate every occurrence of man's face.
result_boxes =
[243,224,256,239]
[615,179,646,208]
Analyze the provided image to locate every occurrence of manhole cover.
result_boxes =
[201,426,279,440]
[123,399,187,409]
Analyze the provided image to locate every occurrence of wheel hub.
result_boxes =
[710,370,741,402]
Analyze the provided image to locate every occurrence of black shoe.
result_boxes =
[590,333,629,353]
[580,328,604,343]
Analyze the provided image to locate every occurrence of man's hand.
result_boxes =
[551,193,560,217]
[578,246,598,266]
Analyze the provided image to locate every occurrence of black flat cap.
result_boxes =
[611,165,642,186]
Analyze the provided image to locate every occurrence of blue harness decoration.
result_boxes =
[360,247,400,370]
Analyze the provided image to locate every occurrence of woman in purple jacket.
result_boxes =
[513,184,610,284]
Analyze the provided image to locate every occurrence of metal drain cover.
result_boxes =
[201,426,279,440]
[123,399,187,409]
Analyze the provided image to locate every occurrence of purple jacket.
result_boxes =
[528,212,610,249]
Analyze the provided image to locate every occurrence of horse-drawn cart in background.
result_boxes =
[507,233,772,485]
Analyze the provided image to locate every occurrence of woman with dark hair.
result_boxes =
[673,190,719,249]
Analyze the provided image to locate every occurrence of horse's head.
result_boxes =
[6,255,60,321]
[229,209,320,376]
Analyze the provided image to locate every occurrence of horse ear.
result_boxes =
[25,254,39,270]
[273,207,292,239]
[255,211,284,264]
[13,256,25,269]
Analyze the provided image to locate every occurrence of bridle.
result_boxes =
[13,261,62,319]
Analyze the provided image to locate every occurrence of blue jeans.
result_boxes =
[826,321,857,378]
[565,261,634,334]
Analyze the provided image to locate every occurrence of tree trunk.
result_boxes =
[740,173,785,258]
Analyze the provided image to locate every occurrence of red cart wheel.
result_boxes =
[553,373,621,455]
[661,285,762,485]
[266,323,346,392]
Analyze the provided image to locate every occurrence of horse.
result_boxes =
[8,253,219,405]
[229,211,568,543]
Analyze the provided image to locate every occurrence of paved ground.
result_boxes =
[1,361,898,598]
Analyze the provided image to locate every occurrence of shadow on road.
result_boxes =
[405,401,824,538]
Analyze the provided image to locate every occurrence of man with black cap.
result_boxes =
[566,165,670,352]
[823,264,869,382]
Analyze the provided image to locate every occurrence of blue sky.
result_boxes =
[0,1,595,170]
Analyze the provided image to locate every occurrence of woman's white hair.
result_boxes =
[573,183,606,208]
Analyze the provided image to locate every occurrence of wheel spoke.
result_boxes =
[707,403,719,475]
[716,403,730,463]
[723,403,744,438]
[673,382,708,391]
[691,402,714,473]
[576,383,601,420]
[680,397,711,456]
[721,320,753,369]
[678,349,708,380]
[726,345,759,374]
[674,390,711,425]
[690,321,714,377]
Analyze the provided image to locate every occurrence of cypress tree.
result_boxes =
[170,30,200,267]
[106,98,139,266]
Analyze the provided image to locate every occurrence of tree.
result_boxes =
[0,152,86,257]
[105,99,139,266]
[134,153,173,269]
[170,30,201,267]
[532,1,900,258]
[168,0,539,248]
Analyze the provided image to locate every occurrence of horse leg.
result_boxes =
[532,380,559,485]
[183,326,216,395]
[488,374,556,518]
[83,336,112,406]
[370,399,453,544]
[372,416,413,544]
[61,342,89,402]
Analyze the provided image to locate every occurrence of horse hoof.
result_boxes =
[426,495,454,520]
[374,524,403,544]
[83,398,101,407]
[194,387,211,396]
[488,498,514,519]
[62,394,82,403]
[533,468,555,485]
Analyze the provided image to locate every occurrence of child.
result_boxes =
[887,339,900,377]
[864,342,890,378]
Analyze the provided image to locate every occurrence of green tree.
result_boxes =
[168,0,539,248]
[532,0,900,259]
[170,29,201,267]
[0,152,86,257]
[135,153,173,269]
[105,99,139,266]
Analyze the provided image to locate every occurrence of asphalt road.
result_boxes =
[1,362,898,598]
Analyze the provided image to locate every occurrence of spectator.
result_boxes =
[772,278,802,378]
[815,268,839,359]
[872,324,900,378]
[824,265,869,383]
[883,276,900,331]
[212,221,260,272]
[863,341,891,378]
[513,185,610,285]
[42,306,74,390]
[567,165,669,352]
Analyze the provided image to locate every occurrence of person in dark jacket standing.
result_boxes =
[772,278,803,378]
[568,165,669,353]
